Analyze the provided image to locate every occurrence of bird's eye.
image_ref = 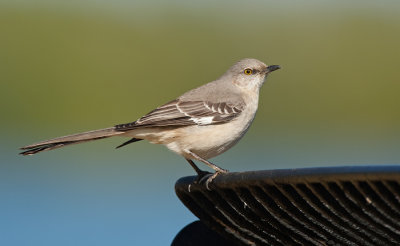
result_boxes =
[244,68,253,75]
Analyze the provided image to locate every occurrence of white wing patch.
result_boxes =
[190,116,214,125]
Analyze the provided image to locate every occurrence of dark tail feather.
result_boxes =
[19,137,110,155]
[116,138,142,149]
[20,127,122,156]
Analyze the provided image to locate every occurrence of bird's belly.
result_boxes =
[168,114,255,159]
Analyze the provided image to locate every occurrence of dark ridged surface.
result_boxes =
[175,166,400,246]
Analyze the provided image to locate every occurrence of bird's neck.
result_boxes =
[241,87,260,108]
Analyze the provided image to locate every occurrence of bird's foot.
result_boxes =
[205,169,228,190]
[194,170,213,184]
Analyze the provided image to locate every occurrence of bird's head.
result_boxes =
[226,58,280,91]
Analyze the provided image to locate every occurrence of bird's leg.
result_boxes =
[185,150,228,189]
[185,151,228,173]
[185,159,211,183]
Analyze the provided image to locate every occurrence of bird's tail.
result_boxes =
[20,127,123,155]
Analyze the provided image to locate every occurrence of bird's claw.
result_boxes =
[205,169,228,190]
[194,170,212,184]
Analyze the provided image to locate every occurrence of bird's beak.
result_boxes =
[265,65,281,74]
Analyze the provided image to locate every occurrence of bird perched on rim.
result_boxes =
[20,58,280,185]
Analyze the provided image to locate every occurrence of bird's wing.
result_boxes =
[115,99,243,131]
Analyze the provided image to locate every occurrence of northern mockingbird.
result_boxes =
[20,58,280,184]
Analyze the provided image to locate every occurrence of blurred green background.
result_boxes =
[1,0,400,245]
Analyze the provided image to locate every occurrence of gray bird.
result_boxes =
[20,58,280,183]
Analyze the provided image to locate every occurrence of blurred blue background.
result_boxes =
[1,0,400,245]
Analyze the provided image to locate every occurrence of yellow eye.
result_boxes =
[244,68,253,75]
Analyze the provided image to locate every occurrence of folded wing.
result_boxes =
[115,99,243,131]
